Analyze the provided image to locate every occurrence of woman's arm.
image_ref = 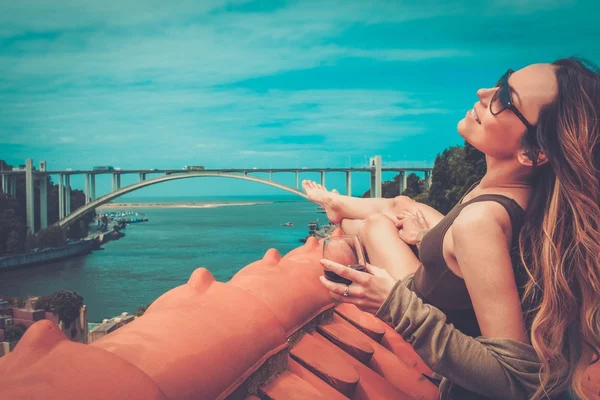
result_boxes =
[376,202,569,398]
[376,278,570,399]
[451,201,529,342]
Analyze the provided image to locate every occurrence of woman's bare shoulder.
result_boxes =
[452,201,514,244]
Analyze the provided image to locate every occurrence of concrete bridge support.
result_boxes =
[39,161,48,229]
[369,156,382,198]
[58,174,64,220]
[424,170,432,189]
[4,176,17,198]
[138,173,146,182]
[90,174,96,201]
[320,171,325,188]
[269,171,273,181]
[65,175,71,216]
[25,159,35,233]
[345,171,352,196]
[84,174,90,204]
[398,171,406,195]
[112,174,122,191]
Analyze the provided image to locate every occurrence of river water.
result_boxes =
[0,195,325,321]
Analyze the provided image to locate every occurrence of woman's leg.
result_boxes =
[358,214,421,281]
[303,180,411,223]
[303,180,445,228]
[340,218,364,235]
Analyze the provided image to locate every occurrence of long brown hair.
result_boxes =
[519,57,600,399]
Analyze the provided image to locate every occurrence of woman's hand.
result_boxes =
[319,259,397,314]
[395,210,429,245]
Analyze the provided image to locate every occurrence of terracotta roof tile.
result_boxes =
[290,330,360,396]
[0,234,599,399]
[286,358,349,400]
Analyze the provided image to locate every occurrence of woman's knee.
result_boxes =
[359,214,396,240]
[392,195,415,212]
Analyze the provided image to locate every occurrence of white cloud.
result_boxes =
[4,0,589,170]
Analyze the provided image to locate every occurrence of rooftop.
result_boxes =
[0,232,598,399]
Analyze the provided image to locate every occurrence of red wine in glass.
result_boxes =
[322,235,366,286]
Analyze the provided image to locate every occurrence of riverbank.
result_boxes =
[96,202,272,210]
[0,240,96,271]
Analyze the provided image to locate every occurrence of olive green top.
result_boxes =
[376,275,571,399]
[415,194,526,338]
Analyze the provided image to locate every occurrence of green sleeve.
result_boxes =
[375,277,570,400]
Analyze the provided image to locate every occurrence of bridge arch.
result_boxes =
[59,172,308,227]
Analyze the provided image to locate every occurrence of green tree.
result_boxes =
[5,230,24,254]
[426,141,487,214]
[463,141,487,188]
[36,290,84,327]
[402,173,425,198]
[35,225,67,249]
[427,146,466,214]
[0,193,27,255]
[7,296,26,308]
[134,302,153,317]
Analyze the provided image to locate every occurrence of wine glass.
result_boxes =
[322,235,367,285]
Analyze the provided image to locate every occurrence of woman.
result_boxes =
[303,58,600,399]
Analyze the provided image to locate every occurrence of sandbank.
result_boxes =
[96,202,272,210]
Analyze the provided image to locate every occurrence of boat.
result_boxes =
[281,222,294,227]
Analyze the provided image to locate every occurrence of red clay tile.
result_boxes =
[317,319,375,364]
[290,332,360,397]
[332,313,439,400]
[0,319,167,400]
[245,396,262,400]
[230,242,334,336]
[334,303,386,342]
[379,320,434,377]
[92,268,288,400]
[2,239,597,400]
[259,370,330,399]
[286,358,349,400]
[311,331,414,400]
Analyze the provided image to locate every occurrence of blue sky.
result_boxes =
[1,0,598,197]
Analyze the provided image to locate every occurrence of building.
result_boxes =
[87,312,135,344]
[0,297,88,357]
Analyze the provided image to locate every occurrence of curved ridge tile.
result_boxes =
[290,333,360,397]
[335,303,386,342]
[92,280,287,400]
[304,235,321,249]
[0,320,167,400]
[332,314,439,400]
[317,320,375,364]
[284,235,321,261]
[262,248,282,265]
[287,358,349,400]
[187,267,216,293]
[311,332,413,400]
[230,251,333,336]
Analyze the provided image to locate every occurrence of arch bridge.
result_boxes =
[1,156,433,231]
[58,172,307,228]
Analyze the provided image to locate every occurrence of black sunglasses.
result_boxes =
[491,70,536,133]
